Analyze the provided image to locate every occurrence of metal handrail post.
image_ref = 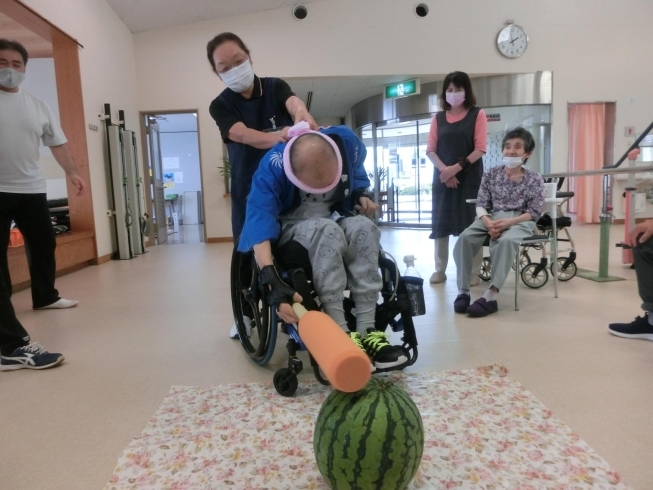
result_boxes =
[598,174,612,278]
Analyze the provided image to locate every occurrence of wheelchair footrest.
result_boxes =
[373,344,418,373]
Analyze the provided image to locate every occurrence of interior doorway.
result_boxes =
[140,111,206,245]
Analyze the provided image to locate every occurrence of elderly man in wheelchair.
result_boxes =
[235,122,409,372]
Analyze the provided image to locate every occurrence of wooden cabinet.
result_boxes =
[8,231,96,291]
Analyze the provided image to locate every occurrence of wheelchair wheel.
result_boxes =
[552,257,577,281]
[512,250,531,271]
[231,248,274,365]
[479,257,492,281]
[273,368,299,397]
[521,263,549,289]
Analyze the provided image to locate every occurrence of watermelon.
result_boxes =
[314,377,424,490]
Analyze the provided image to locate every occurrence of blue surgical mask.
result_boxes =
[219,60,254,93]
[0,68,25,89]
[503,156,523,169]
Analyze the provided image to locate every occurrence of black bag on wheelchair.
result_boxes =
[537,214,572,230]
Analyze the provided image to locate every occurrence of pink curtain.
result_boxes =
[567,103,606,223]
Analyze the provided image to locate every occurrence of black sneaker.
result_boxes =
[362,329,407,370]
[0,343,65,371]
[608,314,653,341]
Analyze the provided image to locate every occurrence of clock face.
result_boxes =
[497,25,528,58]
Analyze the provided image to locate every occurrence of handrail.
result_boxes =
[543,165,653,179]
[541,163,653,281]
[605,120,653,169]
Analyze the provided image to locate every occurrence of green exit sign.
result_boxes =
[384,79,420,100]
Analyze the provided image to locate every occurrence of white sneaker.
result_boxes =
[36,298,78,310]
[230,316,252,340]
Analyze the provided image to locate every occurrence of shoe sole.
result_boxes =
[467,308,498,318]
[0,355,65,371]
[374,354,408,370]
[608,330,653,341]
[429,277,447,284]
[35,303,78,310]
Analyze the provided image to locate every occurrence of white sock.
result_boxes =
[322,302,348,331]
[482,289,498,302]
[648,312,653,326]
[354,301,377,335]
[458,289,470,296]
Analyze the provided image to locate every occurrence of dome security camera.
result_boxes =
[292,5,308,20]
[415,4,429,17]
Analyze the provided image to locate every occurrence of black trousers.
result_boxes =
[0,192,60,355]
[634,237,653,313]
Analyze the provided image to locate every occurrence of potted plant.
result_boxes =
[218,156,231,196]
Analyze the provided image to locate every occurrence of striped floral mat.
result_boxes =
[105,365,630,489]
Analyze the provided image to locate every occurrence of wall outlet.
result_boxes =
[635,193,646,213]
[88,123,99,132]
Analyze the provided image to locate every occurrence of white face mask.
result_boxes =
[0,68,25,89]
[503,156,524,168]
[219,60,254,93]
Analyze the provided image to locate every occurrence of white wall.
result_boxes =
[22,0,141,257]
[131,0,653,238]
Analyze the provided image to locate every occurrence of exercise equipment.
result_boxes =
[102,105,147,259]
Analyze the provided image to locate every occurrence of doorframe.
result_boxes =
[0,0,97,257]
[139,109,207,245]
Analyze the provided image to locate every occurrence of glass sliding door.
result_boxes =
[362,119,433,226]
[358,105,551,228]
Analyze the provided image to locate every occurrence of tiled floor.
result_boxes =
[2,223,652,489]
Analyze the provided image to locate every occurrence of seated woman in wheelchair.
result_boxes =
[237,121,406,370]
[453,127,545,317]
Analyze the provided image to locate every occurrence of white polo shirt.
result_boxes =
[0,88,67,194]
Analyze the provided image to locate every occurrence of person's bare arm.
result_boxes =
[285,95,318,130]
[426,150,446,172]
[253,240,275,268]
[50,144,86,196]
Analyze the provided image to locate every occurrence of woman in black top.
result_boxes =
[207,32,316,339]
[207,32,317,241]
[425,71,487,285]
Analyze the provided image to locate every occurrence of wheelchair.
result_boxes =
[231,241,423,397]
[477,178,578,288]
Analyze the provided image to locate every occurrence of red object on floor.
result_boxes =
[9,229,24,248]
